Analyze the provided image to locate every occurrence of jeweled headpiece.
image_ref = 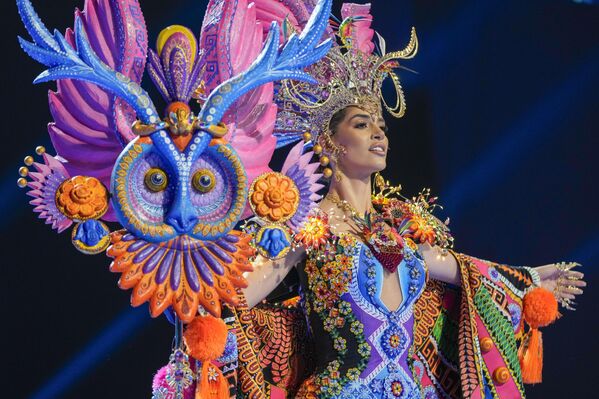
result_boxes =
[274,3,418,149]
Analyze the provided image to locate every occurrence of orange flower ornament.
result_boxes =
[249,172,300,223]
[56,176,109,221]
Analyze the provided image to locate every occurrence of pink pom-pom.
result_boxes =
[151,364,195,399]
[152,365,169,390]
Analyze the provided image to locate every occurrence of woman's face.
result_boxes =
[331,106,389,179]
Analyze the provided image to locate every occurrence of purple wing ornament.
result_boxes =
[16,0,332,320]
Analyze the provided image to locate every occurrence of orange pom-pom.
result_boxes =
[184,315,228,362]
[519,287,559,384]
[522,287,559,328]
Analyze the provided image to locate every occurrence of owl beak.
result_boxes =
[166,201,198,234]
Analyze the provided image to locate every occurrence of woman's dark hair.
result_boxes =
[328,107,349,135]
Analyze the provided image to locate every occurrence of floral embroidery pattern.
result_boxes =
[301,231,372,398]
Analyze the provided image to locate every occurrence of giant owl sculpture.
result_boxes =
[16,0,331,327]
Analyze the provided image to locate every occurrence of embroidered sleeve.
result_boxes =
[465,256,538,301]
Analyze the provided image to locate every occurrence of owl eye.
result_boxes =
[144,168,168,192]
[192,169,216,193]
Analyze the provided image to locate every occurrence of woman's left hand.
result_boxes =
[536,263,586,310]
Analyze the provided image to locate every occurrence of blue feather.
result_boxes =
[16,0,159,124]
[18,36,72,67]
[274,133,303,149]
[16,0,60,52]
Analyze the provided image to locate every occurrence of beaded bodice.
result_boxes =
[298,232,427,399]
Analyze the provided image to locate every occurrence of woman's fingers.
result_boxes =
[559,286,584,295]
[567,278,587,287]
[567,271,584,279]
[558,293,576,300]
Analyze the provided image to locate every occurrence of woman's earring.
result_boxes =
[319,132,345,182]
[332,153,341,182]
[332,148,346,182]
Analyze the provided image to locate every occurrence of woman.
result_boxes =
[233,4,586,399]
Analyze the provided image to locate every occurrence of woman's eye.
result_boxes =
[380,125,389,133]
[144,168,168,192]
[192,169,216,193]
[355,122,368,129]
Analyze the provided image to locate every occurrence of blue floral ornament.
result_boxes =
[71,219,110,255]
[508,302,522,330]
[384,373,405,398]
[381,324,408,359]
[255,225,292,259]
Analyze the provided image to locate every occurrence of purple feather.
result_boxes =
[170,251,182,290]
[280,142,323,231]
[147,30,207,103]
[156,250,175,284]
[190,247,214,286]
[46,0,148,222]
[143,247,166,274]
[183,252,201,292]
[26,153,72,233]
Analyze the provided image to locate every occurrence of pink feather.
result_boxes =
[341,3,375,55]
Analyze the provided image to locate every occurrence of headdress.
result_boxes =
[274,4,418,153]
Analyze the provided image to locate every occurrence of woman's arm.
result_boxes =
[418,243,461,285]
[418,243,586,306]
[241,248,306,308]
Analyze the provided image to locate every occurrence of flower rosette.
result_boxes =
[399,215,436,245]
[56,176,109,221]
[249,172,299,223]
[248,172,300,259]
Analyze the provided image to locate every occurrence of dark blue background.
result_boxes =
[1,0,597,397]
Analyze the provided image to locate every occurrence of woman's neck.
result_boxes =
[327,174,372,215]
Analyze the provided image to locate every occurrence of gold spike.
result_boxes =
[376,27,419,66]
[19,167,29,177]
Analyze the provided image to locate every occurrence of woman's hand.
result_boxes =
[536,262,586,310]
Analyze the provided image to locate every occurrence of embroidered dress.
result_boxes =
[232,200,539,399]
[298,232,428,399]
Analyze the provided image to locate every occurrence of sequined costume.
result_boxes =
[233,199,540,399]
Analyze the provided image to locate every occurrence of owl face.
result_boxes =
[111,130,247,242]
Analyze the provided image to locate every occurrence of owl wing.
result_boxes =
[20,0,148,221]
[199,0,278,199]
[199,0,327,218]
[254,0,318,35]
